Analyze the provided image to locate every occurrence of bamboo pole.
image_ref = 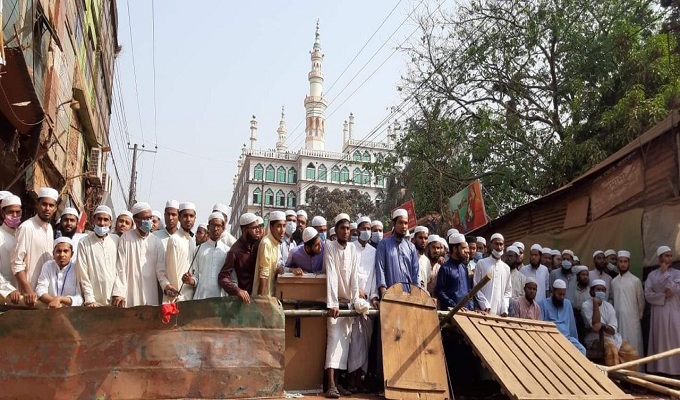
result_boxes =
[602,347,680,372]
[283,309,379,318]
[615,369,680,389]
[609,372,680,398]
[439,272,491,327]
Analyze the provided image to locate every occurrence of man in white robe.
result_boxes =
[184,212,228,300]
[473,233,512,316]
[111,202,176,307]
[56,207,87,261]
[76,205,118,306]
[0,195,21,303]
[505,245,526,299]
[281,210,298,265]
[114,211,134,237]
[36,237,83,308]
[590,250,613,299]
[324,213,361,398]
[12,187,58,307]
[213,203,237,248]
[153,200,179,251]
[412,226,430,288]
[610,250,645,359]
[165,202,197,302]
[521,244,550,302]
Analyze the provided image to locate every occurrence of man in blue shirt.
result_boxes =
[286,227,324,274]
[375,208,420,300]
[540,279,586,355]
[436,233,473,311]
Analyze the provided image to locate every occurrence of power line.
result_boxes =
[147,0,159,198]
[125,0,146,143]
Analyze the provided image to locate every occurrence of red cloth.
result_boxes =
[161,303,179,324]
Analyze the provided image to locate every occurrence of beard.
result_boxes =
[551,297,564,308]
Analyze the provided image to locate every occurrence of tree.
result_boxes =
[301,186,376,224]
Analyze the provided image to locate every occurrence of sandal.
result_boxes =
[326,386,340,399]
[337,384,352,396]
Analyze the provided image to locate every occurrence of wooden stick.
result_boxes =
[439,272,491,327]
[609,372,680,398]
[283,309,379,318]
[602,347,680,372]
[615,369,680,388]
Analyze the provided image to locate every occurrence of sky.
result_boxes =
[108,0,426,225]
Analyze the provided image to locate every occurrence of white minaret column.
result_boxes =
[249,115,258,150]
[348,112,355,140]
[343,120,349,145]
[386,123,393,147]
[276,106,288,152]
[304,20,328,150]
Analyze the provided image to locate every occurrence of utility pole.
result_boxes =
[127,143,157,208]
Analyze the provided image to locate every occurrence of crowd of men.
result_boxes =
[0,188,679,397]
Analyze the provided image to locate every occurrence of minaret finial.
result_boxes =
[276,106,288,152]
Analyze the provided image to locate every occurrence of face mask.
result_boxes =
[607,262,617,271]
[474,252,483,262]
[140,219,153,233]
[492,249,503,259]
[561,260,572,271]
[371,232,383,243]
[3,216,21,228]
[359,231,371,242]
[94,225,110,237]
[285,221,296,236]
[350,235,358,242]
[595,291,607,302]
[319,232,326,243]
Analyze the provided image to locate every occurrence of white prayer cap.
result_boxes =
[513,242,525,251]
[212,203,229,215]
[449,233,466,245]
[604,249,617,257]
[152,210,163,220]
[350,222,358,229]
[0,191,12,201]
[476,237,486,245]
[531,244,543,252]
[131,202,152,216]
[198,223,208,230]
[356,216,371,226]
[506,245,519,255]
[552,279,567,289]
[562,249,574,257]
[573,255,580,263]
[427,234,440,245]
[38,187,59,201]
[573,265,588,275]
[53,236,73,248]
[285,210,297,218]
[392,208,408,220]
[93,205,112,219]
[590,279,606,288]
[60,207,79,219]
[551,249,561,256]
[329,227,336,236]
[617,250,630,259]
[335,213,351,225]
[1,195,21,208]
[296,210,308,219]
[542,247,552,254]
[490,233,504,242]
[447,228,459,238]
[179,202,196,212]
[414,226,429,235]
[256,216,264,225]
[270,211,286,222]
[208,211,225,222]
[118,210,133,220]
[593,250,604,258]
[302,227,318,243]
[165,200,180,209]
[311,216,327,227]
[438,237,449,250]
[371,220,383,229]
[657,246,672,257]
[239,213,257,226]
[525,277,537,285]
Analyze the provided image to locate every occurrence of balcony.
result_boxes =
[298,148,350,161]
[347,138,394,150]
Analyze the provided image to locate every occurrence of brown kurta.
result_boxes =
[218,237,259,294]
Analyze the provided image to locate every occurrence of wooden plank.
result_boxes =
[518,395,632,400]
[385,380,446,392]
[382,283,436,308]
[478,320,563,332]
[464,312,557,328]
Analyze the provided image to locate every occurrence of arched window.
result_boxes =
[306,162,316,180]
[263,212,270,228]
[340,167,349,183]
[363,170,371,184]
[277,166,286,183]
[265,165,275,181]
[363,151,371,162]
[287,191,297,208]
[288,167,297,183]
[276,190,286,207]
[318,164,327,181]
[265,189,274,205]
[353,168,362,184]
[253,164,264,181]
[353,151,362,161]
[375,175,384,187]
[252,187,262,204]
[331,166,340,183]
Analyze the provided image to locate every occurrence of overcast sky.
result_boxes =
[108,0,424,226]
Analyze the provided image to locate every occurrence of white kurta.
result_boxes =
[324,240,360,370]
[581,299,623,350]
[349,242,377,373]
[220,231,237,248]
[75,232,118,305]
[165,228,197,301]
[611,272,645,357]
[473,256,512,315]
[11,215,53,290]
[69,232,88,262]
[520,264,550,302]
[193,239,228,300]
[153,228,175,252]
[111,230,170,307]
[418,253,431,289]
[0,224,17,288]
[35,260,83,306]
[510,269,527,299]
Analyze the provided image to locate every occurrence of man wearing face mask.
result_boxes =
[476,237,487,258]
[549,258,576,302]
[281,210,298,264]
[540,279,586,354]
[165,202,197,302]
[111,202,177,307]
[349,222,359,242]
[75,205,118,307]
[311,216,328,243]
[369,220,383,248]
[154,200,180,251]
[0,195,22,304]
[590,250,613,299]
[219,213,260,295]
[521,244,550,302]
[604,249,619,278]
[412,226,430,288]
[473,233,512,316]
[582,279,639,366]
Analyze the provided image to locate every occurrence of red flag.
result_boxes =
[161,303,179,324]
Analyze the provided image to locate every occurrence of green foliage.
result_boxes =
[300,186,376,224]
